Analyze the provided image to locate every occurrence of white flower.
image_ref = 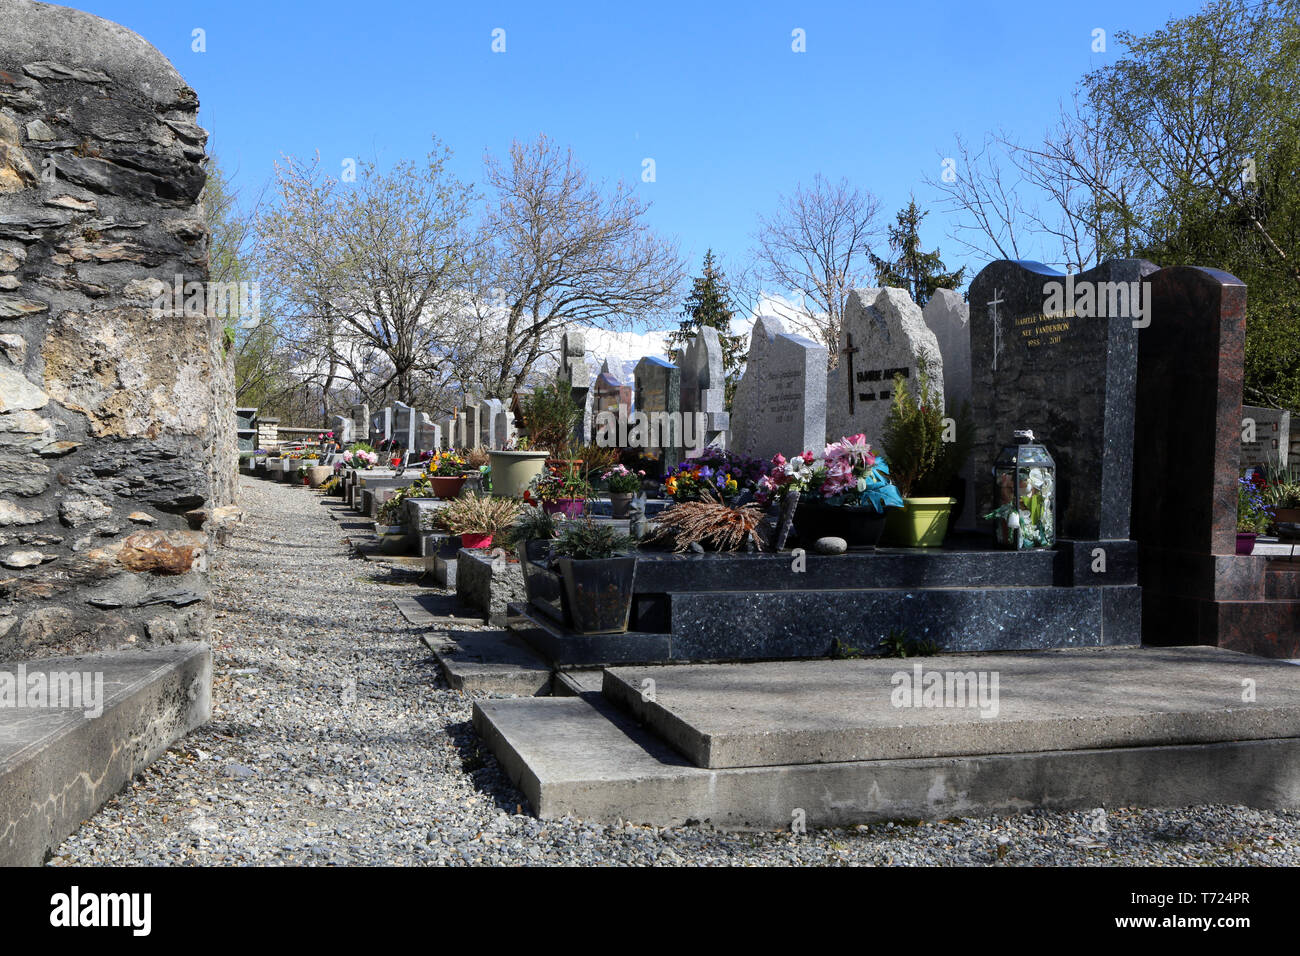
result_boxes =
[1027,468,1045,490]
[1006,511,1020,530]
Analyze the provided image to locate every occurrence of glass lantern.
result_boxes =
[990,430,1056,549]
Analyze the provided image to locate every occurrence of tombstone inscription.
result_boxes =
[969,259,1156,540]
[826,288,943,449]
[730,315,827,461]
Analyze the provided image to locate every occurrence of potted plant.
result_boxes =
[436,493,522,550]
[1260,461,1300,539]
[759,437,903,550]
[504,504,566,603]
[552,518,638,634]
[1237,474,1273,554]
[602,464,644,518]
[489,435,551,499]
[662,448,768,504]
[880,369,974,547]
[521,381,580,465]
[427,451,470,498]
[526,463,592,518]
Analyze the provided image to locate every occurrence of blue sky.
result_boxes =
[81,0,1206,316]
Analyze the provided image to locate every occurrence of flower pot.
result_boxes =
[881,497,957,547]
[429,475,467,499]
[793,501,889,550]
[460,532,493,549]
[557,555,637,634]
[543,497,586,519]
[307,465,332,488]
[1236,532,1258,555]
[521,538,561,604]
[488,450,550,498]
[609,492,634,518]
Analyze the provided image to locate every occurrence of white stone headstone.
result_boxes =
[1242,405,1291,469]
[730,315,827,461]
[826,287,944,445]
[416,413,441,454]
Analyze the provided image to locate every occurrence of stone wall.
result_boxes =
[0,0,234,658]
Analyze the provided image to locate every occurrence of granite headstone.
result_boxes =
[969,259,1155,540]
[730,315,828,461]
[634,355,682,471]
[1241,405,1291,469]
[826,288,944,448]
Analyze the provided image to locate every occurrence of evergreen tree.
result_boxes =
[870,198,966,307]
[667,250,745,407]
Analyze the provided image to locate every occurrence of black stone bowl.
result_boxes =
[792,502,887,550]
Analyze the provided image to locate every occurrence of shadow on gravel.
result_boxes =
[444,718,525,815]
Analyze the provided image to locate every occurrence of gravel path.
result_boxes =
[49,477,1300,866]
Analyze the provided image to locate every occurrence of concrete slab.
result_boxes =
[394,593,478,627]
[473,695,1300,828]
[552,669,605,697]
[0,643,211,865]
[602,646,1300,769]
[433,630,552,696]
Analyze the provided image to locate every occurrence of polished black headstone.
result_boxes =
[968,258,1157,539]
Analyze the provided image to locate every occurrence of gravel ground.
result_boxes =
[49,477,1300,866]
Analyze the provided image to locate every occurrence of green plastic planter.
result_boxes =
[488,450,550,498]
[881,497,957,548]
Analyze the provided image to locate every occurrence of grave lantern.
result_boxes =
[990,430,1056,549]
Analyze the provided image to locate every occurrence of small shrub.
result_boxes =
[554,518,635,561]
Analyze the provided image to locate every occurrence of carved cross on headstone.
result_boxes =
[987,288,1004,372]
[841,333,860,413]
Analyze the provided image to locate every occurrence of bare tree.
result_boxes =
[750,174,883,361]
[258,142,479,412]
[481,134,685,398]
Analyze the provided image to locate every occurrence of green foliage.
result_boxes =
[881,366,973,498]
[666,250,746,408]
[876,628,938,658]
[869,198,965,307]
[520,381,579,458]
[553,518,635,561]
[1084,0,1300,415]
[503,504,564,547]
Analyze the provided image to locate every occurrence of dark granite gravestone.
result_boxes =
[1131,266,1299,656]
[633,356,682,471]
[592,359,633,419]
[969,258,1157,540]
[370,407,392,443]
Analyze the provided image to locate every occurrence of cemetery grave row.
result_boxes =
[256,258,1298,668]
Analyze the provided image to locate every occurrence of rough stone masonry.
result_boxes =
[0,0,235,658]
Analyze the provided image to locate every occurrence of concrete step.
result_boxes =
[600,647,1300,770]
[472,693,1300,829]
[431,629,552,697]
[0,643,211,865]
